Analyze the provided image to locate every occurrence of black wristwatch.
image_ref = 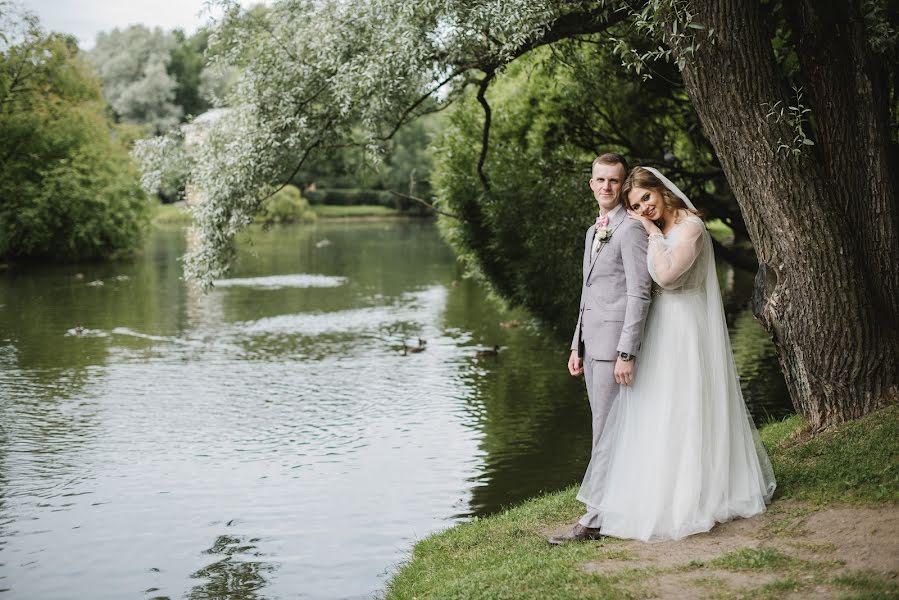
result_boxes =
[618,352,635,362]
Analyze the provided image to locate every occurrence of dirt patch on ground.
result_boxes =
[545,501,899,599]
[646,570,781,600]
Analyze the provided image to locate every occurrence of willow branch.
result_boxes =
[261,117,336,203]
[377,67,469,141]
[388,191,460,219]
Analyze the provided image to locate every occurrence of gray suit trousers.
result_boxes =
[578,357,618,528]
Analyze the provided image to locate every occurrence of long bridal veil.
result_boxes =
[658,164,777,509]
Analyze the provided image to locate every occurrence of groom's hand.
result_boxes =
[567,350,583,376]
[614,357,635,386]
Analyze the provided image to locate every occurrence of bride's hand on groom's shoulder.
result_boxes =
[626,208,648,223]
[627,210,660,236]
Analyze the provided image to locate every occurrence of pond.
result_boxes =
[0,220,791,599]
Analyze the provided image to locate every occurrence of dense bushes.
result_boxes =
[4,144,147,260]
[255,185,316,224]
[0,30,148,262]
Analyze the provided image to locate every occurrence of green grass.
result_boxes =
[753,578,806,596]
[310,204,402,218]
[384,489,637,599]
[385,405,899,598]
[831,572,899,599]
[151,202,404,225]
[709,548,801,571]
[761,404,899,504]
[150,201,194,225]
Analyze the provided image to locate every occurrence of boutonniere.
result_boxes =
[596,227,612,243]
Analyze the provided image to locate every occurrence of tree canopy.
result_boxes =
[433,42,748,331]
[87,25,184,132]
[0,10,148,261]
[135,0,899,427]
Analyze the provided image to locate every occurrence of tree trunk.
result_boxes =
[664,0,899,428]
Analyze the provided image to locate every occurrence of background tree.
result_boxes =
[168,28,213,119]
[87,25,183,132]
[135,0,899,428]
[0,11,148,262]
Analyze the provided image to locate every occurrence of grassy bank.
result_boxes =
[150,202,406,225]
[150,201,194,225]
[309,204,403,218]
[384,404,899,599]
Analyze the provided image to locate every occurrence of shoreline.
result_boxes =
[383,405,899,599]
[150,202,430,226]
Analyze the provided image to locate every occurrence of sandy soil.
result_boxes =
[545,501,899,599]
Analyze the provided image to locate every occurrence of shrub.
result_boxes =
[0,31,149,262]
[255,185,316,224]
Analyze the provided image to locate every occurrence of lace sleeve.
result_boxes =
[648,218,705,289]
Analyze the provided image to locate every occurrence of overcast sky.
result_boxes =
[22,0,244,48]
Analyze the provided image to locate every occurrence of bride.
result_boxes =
[577,166,776,542]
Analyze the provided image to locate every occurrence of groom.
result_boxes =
[549,153,653,544]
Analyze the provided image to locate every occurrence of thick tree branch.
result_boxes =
[475,71,495,194]
[507,8,630,62]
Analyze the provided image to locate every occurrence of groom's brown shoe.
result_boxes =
[548,523,603,545]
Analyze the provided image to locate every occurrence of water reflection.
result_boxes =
[186,534,275,600]
[0,221,791,599]
[718,261,791,422]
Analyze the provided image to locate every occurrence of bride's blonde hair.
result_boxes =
[623,167,703,219]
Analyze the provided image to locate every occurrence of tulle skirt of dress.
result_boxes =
[577,290,776,542]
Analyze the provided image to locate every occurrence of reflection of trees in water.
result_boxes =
[730,309,792,422]
[0,227,189,397]
[186,534,276,600]
[460,351,591,518]
[0,335,102,500]
[441,277,592,517]
[718,260,792,421]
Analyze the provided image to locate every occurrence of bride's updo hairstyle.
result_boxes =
[622,167,703,219]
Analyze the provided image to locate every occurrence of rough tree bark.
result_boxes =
[659,0,899,428]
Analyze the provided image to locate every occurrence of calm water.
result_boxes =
[0,221,791,599]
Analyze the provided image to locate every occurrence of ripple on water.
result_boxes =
[212,274,347,289]
[71,287,450,367]
[0,278,491,600]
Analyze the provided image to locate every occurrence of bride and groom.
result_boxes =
[550,154,776,544]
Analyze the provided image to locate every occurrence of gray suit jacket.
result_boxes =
[570,210,652,361]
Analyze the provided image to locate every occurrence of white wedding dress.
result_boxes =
[577,214,776,542]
